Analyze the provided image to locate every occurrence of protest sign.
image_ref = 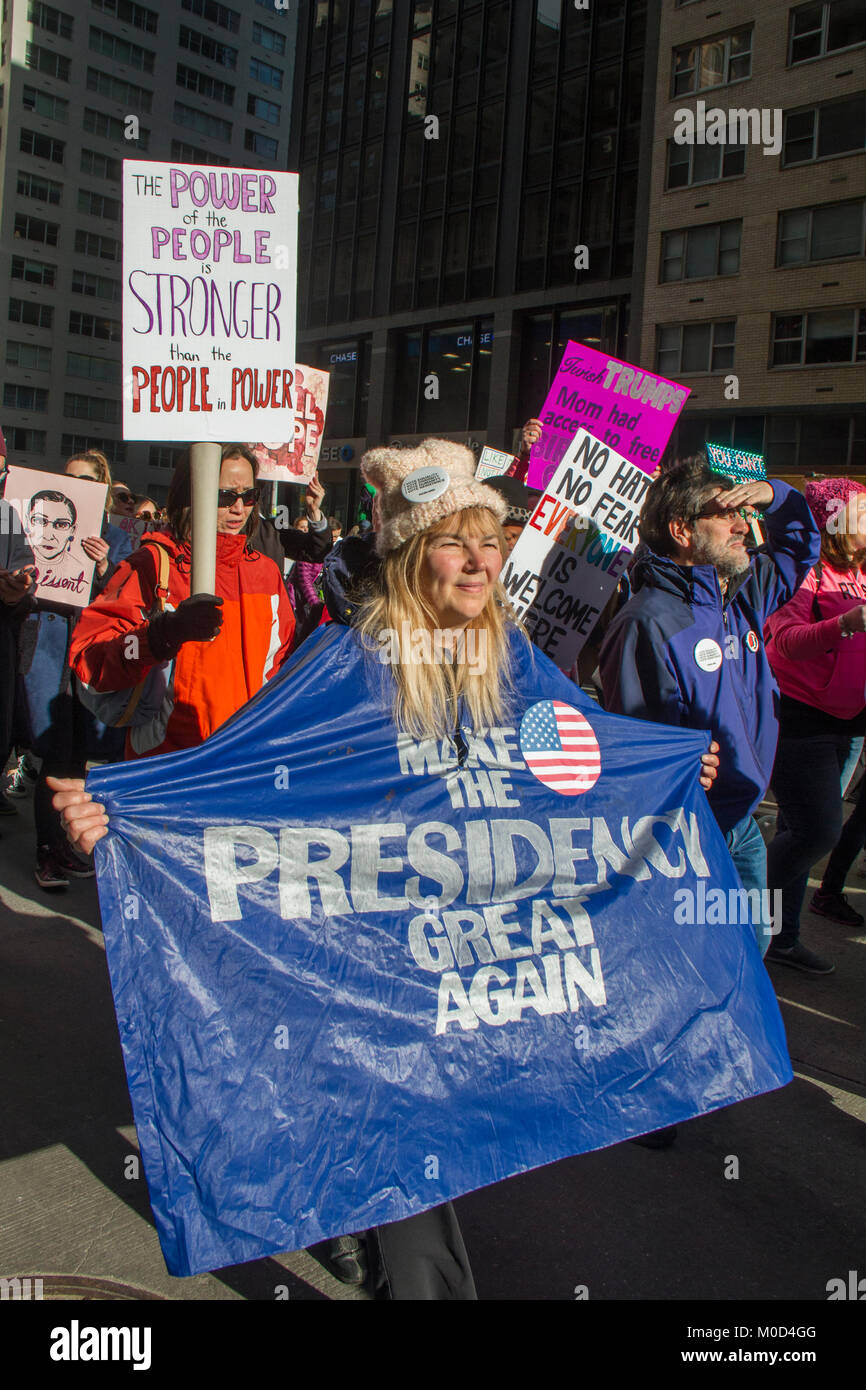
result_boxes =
[88,623,791,1277]
[4,465,107,608]
[528,342,690,490]
[501,430,651,666]
[250,364,329,485]
[475,446,516,481]
[122,161,299,441]
[109,513,148,545]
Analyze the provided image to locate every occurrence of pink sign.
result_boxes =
[527,342,690,491]
[249,364,329,485]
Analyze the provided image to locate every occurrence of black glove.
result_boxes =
[148,594,224,660]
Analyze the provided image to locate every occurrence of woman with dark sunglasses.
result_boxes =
[65,445,296,762]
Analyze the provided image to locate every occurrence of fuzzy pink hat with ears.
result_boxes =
[361,438,508,555]
[805,477,866,533]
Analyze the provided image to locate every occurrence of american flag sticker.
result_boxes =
[519,700,602,796]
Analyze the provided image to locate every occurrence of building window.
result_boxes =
[666,140,745,189]
[390,320,495,436]
[180,0,240,35]
[173,103,232,142]
[14,212,59,244]
[657,321,736,375]
[247,93,280,124]
[789,2,866,65]
[783,95,866,165]
[81,149,121,181]
[178,26,237,69]
[6,341,52,371]
[11,256,56,287]
[71,268,121,301]
[16,170,62,204]
[62,434,125,464]
[88,27,155,72]
[64,393,120,423]
[27,2,73,40]
[22,86,68,121]
[149,446,182,469]
[25,42,70,80]
[4,384,49,412]
[91,0,158,35]
[252,21,286,56]
[86,68,153,112]
[68,311,121,341]
[244,130,278,159]
[660,220,741,281]
[4,428,46,454]
[9,299,54,329]
[518,305,621,426]
[20,129,65,164]
[74,230,120,260]
[170,139,231,166]
[176,64,235,105]
[672,28,753,96]
[83,109,150,148]
[778,200,866,265]
[772,307,866,365]
[78,189,120,220]
[249,57,283,89]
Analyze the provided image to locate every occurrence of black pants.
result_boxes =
[822,768,866,895]
[368,1203,476,1300]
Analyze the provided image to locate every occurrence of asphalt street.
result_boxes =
[1,784,863,1303]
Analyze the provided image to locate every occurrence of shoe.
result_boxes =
[322,1234,368,1286]
[630,1125,678,1150]
[810,889,864,927]
[765,943,834,974]
[7,756,37,797]
[52,841,96,879]
[0,793,18,816]
[34,847,69,890]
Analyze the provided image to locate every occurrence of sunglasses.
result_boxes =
[692,504,756,523]
[217,486,259,508]
[113,490,139,505]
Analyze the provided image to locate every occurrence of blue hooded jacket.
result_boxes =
[599,482,820,834]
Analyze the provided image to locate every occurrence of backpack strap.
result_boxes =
[811,559,824,622]
[114,541,173,729]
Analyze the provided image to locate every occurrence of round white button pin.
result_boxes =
[400,465,450,503]
[694,638,723,672]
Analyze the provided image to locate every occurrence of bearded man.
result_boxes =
[600,455,819,960]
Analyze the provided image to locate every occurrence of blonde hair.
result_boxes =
[65,450,113,511]
[355,507,524,740]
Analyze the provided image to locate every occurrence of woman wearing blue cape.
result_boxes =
[51,439,734,1299]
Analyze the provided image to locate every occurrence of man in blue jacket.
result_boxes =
[600,456,820,966]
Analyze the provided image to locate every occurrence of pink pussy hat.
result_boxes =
[805,476,866,533]
[361,438,508,556]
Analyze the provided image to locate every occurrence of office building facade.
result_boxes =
[291,0,656,520]
[641,0,866,475]
[0,0,298,499]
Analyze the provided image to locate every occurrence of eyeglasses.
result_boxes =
[217,487,259,508]
[32,515,74,531]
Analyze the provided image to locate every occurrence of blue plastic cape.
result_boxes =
[88,625,791,1277]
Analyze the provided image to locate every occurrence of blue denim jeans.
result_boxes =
[725,814,772,957]
[768,733,862,949]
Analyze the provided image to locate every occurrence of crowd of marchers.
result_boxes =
[1,414,864,1297]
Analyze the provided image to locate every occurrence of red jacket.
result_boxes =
[70,531,294,757]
